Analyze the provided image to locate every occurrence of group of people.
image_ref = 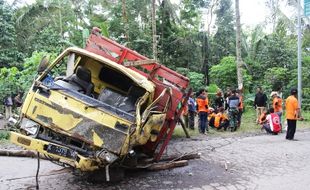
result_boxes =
[183,86,303,141]
[255,87,302,140]
[2,92,23,120]
[184,88,244,135]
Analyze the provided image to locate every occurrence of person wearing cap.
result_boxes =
[196,89,209,134]
[271,91,283,126]
[285,88,303,140]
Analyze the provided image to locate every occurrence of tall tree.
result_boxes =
[211,0,235,66]
[266,0,280,33]
[0,0,23,68]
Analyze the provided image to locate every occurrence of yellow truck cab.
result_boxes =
[11,28,189,172]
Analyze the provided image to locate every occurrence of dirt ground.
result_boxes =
[1,125,310,190]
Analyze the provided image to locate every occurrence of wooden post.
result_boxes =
[179,118,190,138]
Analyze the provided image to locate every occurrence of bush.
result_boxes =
[210,56,252,92]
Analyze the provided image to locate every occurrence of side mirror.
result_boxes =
[37,56,50,73]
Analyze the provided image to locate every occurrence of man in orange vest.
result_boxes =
[271,92,282,118]
[285,88,303,140]
[236,88,243,128]
[196,89,209,134]
[214,107,229,131]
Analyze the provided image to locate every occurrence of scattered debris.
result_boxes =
[147,160,188,171]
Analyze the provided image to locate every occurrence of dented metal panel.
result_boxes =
[71,120,127,154]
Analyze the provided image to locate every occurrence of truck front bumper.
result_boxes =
[10,132,99,171]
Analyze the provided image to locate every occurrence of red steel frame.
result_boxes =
[85,27,190,161]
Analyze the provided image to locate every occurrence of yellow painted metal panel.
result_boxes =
[10,132,98,171]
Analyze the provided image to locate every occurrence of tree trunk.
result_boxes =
[152,0,157,60]
[235,0,243,89]
[201,32,209,85]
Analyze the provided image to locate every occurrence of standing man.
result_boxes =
[187,92,196,130]
[3,94,13,120]
[214,90,224,111]
[254,87,268,124]
[236,88,244,128]
[196,89,209,134]
[285,88,303,140]
[228,89,240,132]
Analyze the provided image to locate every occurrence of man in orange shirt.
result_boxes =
[271,92,283,127]
[196,89,209,134]
[285,88,303,140]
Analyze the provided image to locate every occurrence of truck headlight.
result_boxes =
[20,118,40,135]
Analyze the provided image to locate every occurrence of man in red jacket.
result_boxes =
[261,108,281,135]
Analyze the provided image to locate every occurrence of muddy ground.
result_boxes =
[1,123,310,190]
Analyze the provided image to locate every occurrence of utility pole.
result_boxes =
[235,0,243,90]
[152,0,157,61]
[297,0,302,107]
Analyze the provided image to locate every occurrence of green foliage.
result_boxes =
[176,67,204,92]
[210,56,252,92]
[188,71,205,91]
[256,34,296,69]
[210,0,235,65]
[0,51,56,106]
[0,0,24,68]
[108,0,152,57]
[210,56,237,89]
[207,83,219,94]
[263,67,289,91]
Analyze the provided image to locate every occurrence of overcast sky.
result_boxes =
[239,0,268,27]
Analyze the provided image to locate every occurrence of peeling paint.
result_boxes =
[70,120,127,154]
[92,130,104,147]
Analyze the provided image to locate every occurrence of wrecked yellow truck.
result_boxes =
[10,28,189,172]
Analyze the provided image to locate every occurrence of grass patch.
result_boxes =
[173,125,199,138]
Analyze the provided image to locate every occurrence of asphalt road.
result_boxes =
[1,129,310,190]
